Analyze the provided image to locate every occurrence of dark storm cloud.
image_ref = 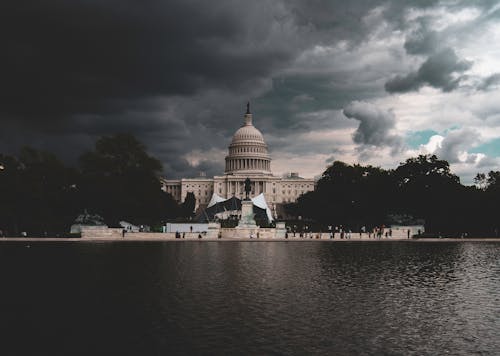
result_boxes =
[342,101,403,153]
[385,48,472,93]
[477,73,500,91]
[0,0,302,177]
[404,27,440,55]
[434,129,481,164]
[1,0,498,178]
[0,0,294,120]
[1,0,449,125]
[386,1,500,94]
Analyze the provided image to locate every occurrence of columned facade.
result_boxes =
[162,104,316,212]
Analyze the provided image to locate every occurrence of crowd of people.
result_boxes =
[284,225,415,239]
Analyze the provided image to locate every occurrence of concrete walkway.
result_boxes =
[0,237,499,242]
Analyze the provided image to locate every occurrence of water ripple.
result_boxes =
[0,241,498,355]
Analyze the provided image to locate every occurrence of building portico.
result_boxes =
[162,104,315,213]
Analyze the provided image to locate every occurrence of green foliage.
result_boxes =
[79,134,162,176]
[78,134,179,226]
[293,155,499,236]
[0,148,78,235]
[485,171,500,191]
[1,139,499,236]
[0,134,182,235]
[298,161,393,228]
[393,154,463,232]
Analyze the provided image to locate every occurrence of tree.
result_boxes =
[394,154,462,233]
[485,171,500,192]
[0,148,77,235]
[474,173,488,191]
[0,153,22,235]
[297,161,394,228]
[291,155,497,236]
[78,134,179,226]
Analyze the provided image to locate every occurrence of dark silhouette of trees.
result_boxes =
[475,171,500,192]
[289,161,394,230]
[0,135,182,236]
[291,155,499,236]
[474,170,500,235]
[1,137,499,236]
[78,134,179,227]
[393,154,462,233]
[0,148,77,235]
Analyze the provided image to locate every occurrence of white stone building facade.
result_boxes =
[161,106,315,211]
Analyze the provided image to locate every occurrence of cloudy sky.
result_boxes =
[2,0,500,183]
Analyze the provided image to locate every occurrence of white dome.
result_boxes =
[224,109,272,175]
[231,124,265,145]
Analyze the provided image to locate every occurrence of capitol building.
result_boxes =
[162,104,315,216]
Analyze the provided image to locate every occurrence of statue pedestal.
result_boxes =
[275,222,286,238]
[206,222,221,238]
[237,200,257,228]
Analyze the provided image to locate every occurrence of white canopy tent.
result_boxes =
[251,193,274,222]
[206,192,274,222]
[207,193,226,208]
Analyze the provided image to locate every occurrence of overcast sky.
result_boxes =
[2,0,500,183]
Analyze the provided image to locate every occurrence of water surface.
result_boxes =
[0,241,498,355]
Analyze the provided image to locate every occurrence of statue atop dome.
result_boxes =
[246,101,250,114]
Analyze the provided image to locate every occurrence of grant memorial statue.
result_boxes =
[238,177,257,229]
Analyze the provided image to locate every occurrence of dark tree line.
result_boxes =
[0,134,186,236]
[2,136,499,237]
[288,155,500,237]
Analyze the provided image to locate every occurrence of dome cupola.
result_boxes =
[225,103,272,175]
